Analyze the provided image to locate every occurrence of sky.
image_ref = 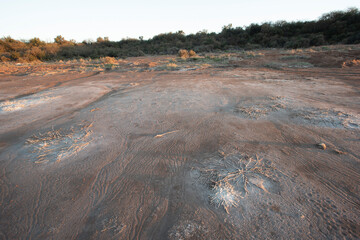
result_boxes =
[1,0,359,42]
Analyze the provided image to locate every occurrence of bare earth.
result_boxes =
[0,47,359,239]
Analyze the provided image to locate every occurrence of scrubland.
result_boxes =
[0,41,360,239]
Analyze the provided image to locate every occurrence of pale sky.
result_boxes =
[1,0,359,42]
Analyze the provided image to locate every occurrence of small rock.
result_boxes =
[317,143,326,150]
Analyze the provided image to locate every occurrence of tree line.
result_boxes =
[1,8,359,62]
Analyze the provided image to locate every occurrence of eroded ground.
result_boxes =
[0,46,360,239]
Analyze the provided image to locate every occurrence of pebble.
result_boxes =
[317,143,326,150]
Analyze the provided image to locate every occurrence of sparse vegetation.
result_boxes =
[279,55,310,60]
[178,49,189,58]
[199,153,281,213]
[1,8,359,62]
[26,123,93,163]
[342,59,360,67]
[100,56,118,65]
[189,50,197,57]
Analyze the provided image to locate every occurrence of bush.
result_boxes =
[0,56,10,62]
[0,8,359,62]
[100,56,117,64]
[178,49,189,58]
[189,50,197,57]
[10,51,21,61]
[29,38,45,47]
[30,47,46,60]
[54,35,65,44]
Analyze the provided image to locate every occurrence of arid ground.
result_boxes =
[0,46,359,239]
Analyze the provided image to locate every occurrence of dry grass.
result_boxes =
[154,130,179,138]
[307,48,317,53]
[0,101,26,111]
[334,149,347,155]
[211,182,240,213]
[200,154,279,213]
[90,108,100,112]
[148,62,158,67]
[189,50,197,57]
[200,64,211,69]
[100,57,118,65]
[288,49,303,54]
[0,96,59,112]
[100,217,125,233]
[342,59,360,68]
[26,122,93,163]
[294,108,360,128]
[234,96,286,119]
[178,49,189,59]
[245,51,264,57]
[167,63,178,68]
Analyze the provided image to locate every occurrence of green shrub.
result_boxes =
[0,8,359,62]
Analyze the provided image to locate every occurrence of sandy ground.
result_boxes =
[0,48,360,239]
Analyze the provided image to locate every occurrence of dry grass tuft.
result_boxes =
[148,62,158,68]
[200,64,211,69]
[189,50,197,57]
[167,63,178,68]
[211,182,240,213]
[294,108,360,128]
[154,130,179,138]
[0,96,59,112]
[288,49,303,54]
[178,49,189,59]
[234,96,285,119]
[245,51,264,57]
[1,56,11,62]
[334,149,347,155]
[27,123,93,163]
[90,108,100,112]
[100,56,118,65]
[0,101,26,111]
[342,59,360,68]
[200,154,280,213]
[307,48,316,53]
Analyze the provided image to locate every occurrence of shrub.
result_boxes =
[29,38,45,47]
[30,47,46,60]
[189,50,196,57]
[178,49,189,58]
[0,8,359,62]
[100,56,117,64]
[97,37,104,43]
[167,63,178,68]
[342,59,360,67]
[54,35,66,45]
[0,56,10,62]
[10,51,21,61]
